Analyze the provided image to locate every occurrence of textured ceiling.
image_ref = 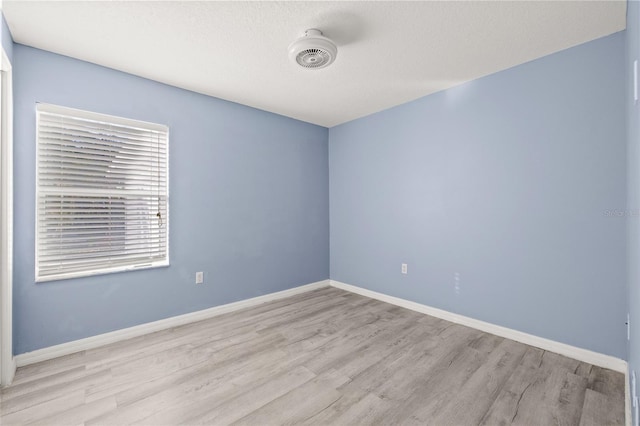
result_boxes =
[2,1,627,127]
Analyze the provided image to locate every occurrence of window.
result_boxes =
[36,103,168,282]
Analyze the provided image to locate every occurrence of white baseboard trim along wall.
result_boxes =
[14,279,330,367]
[331,279,632,425]
[330,280,627,374]
[15,278,627,377]
[626,366,631,426]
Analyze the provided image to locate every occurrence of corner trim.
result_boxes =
[0,47,13,387]
[15,279,330,367]
[626,364,631,426]
[1,357,15,389]
[330,280,627,373]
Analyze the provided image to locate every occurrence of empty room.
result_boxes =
[0,0,637,424]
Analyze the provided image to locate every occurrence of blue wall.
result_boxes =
[13,45,329,354]
[8,18,629,362]
[1,14,13,63]
[627,0,640,422]
[329,32,627,358]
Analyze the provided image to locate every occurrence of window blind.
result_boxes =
[36,103,169,282]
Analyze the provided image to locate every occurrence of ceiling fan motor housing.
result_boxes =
[289,29,338,69]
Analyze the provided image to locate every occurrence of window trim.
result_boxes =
[35,103,170,282]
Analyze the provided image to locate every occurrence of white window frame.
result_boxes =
[35,104,169,282]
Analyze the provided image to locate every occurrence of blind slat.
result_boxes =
[38,124,167,145]
[37,132,167,152]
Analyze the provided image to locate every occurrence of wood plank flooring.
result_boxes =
[0,287,625,425]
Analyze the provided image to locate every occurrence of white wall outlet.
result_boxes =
[401,263,408,274]
[454,272,461,295]
[195,271,204,284]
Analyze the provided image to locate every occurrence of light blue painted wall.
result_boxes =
[1,14,13,63]
[329,32,627,358]
[9,18,628,362]
[13,45,329,354]
[627,0,640,422]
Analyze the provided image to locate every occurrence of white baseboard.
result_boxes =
[15,279,330,367]
[14,277,628,376]
[330,280,627,373]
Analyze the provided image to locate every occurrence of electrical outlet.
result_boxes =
[195,271,204,284]
[401,263,408,274]
[454,272,461,295]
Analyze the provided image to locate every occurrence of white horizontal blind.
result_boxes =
[36,103,169,281]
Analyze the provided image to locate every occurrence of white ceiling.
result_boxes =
[2,1,627,128]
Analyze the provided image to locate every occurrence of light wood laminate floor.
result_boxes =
[0,287,625,425]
